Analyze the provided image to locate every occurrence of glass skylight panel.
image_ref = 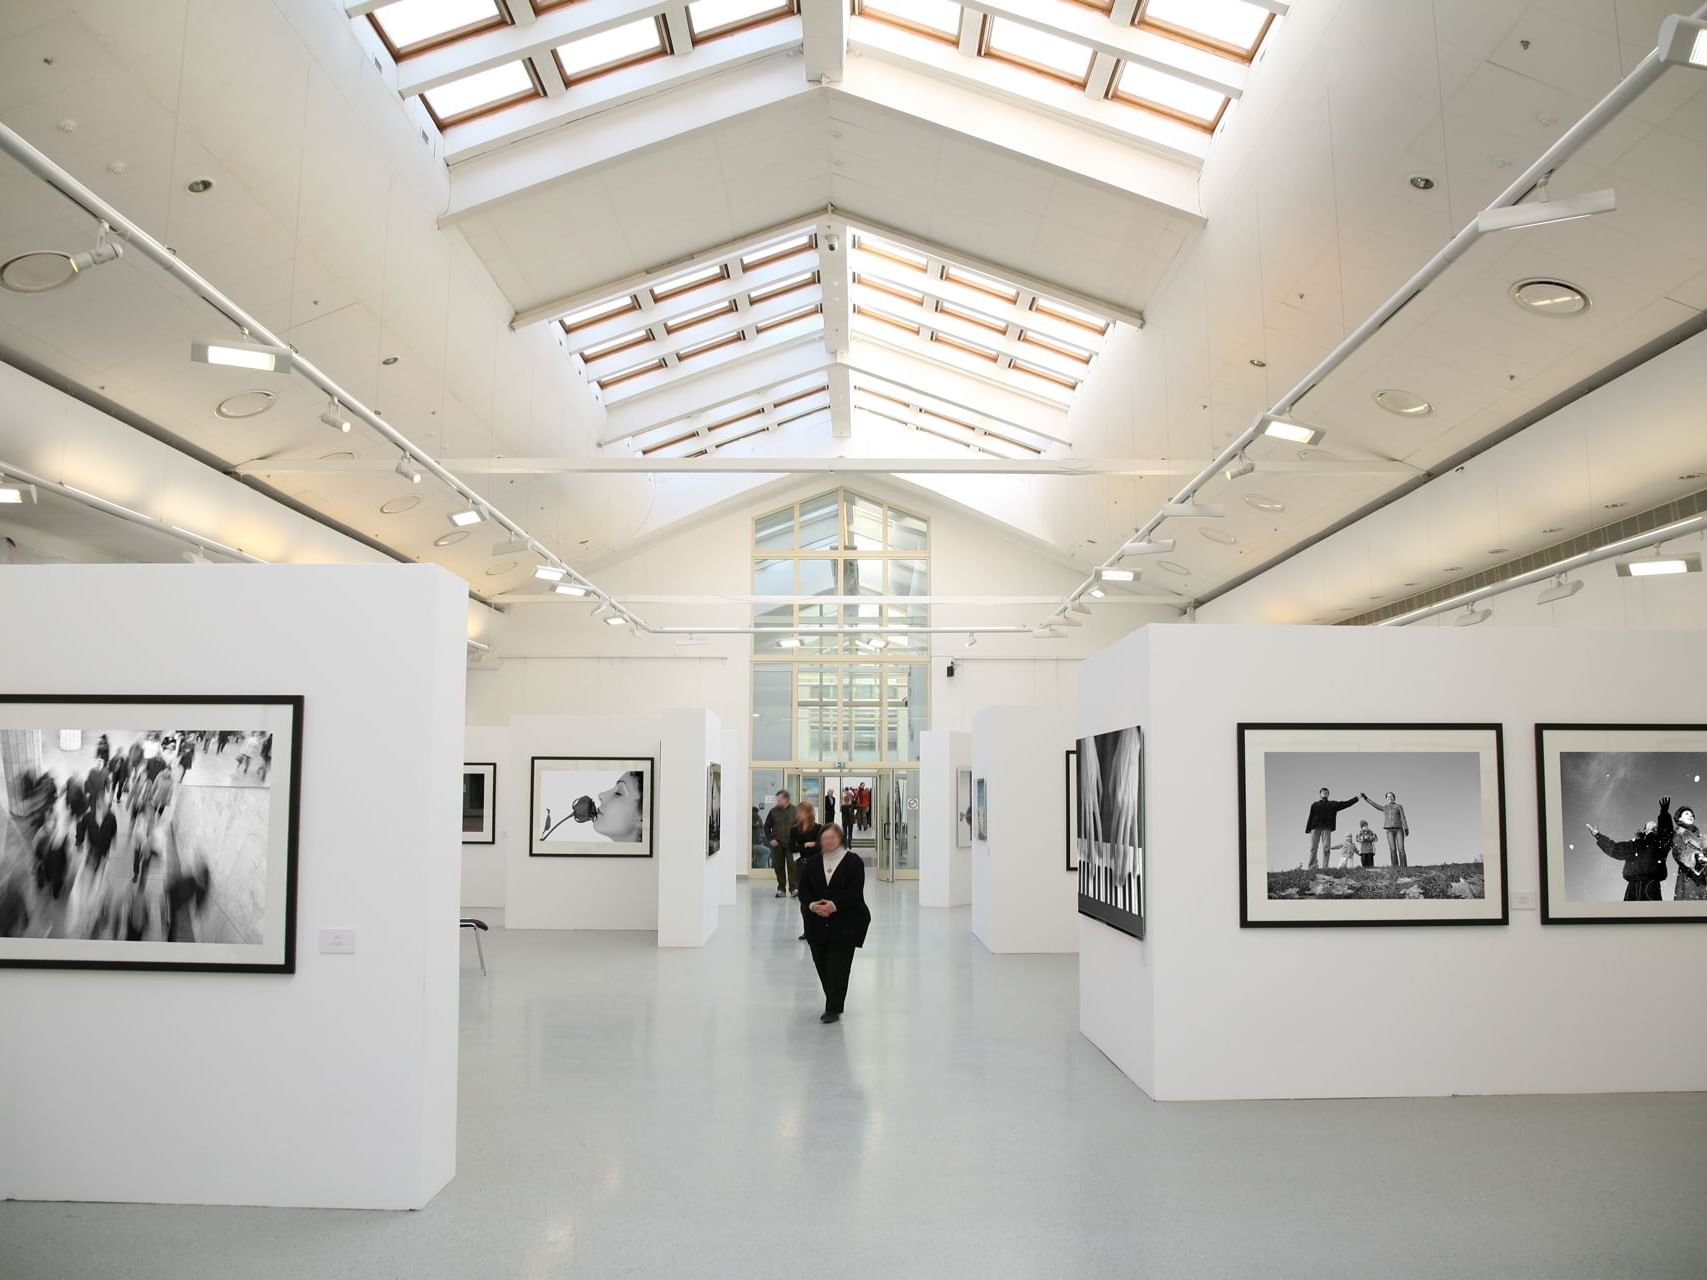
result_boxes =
[943,265,1021,305]
[740,232,816,270]
[862,0,961,41]
[1020,329,1094,363]
[687,0,793,40]
[678,331,743,360]
[663,299,737,333]
[936,300,1008,335]
[1115,61,1227,125]
[651,263,728,303]
[857,234,928,272]
[579,328,652,361]
[932,332,1000,362]
[854,304,922,335]
[555,17,667,80]
[984,16,1094,85]
[1142,0,1273,59]
[854,273,926,308]
[748,270,818,304]
[422,61,537,124]
[597,357,665,388]
[756,303,821,333]
[370,0,503,56]
[561,294,639,331]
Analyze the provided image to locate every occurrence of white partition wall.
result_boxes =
[657,708,722,947]
[0,564,463,1209]
[718,728,740,906]
[462,725,509,922]
[505,715,661,931]
[1079,623,1707,1101]
[970,707,1078,953]
[919,729,972,908]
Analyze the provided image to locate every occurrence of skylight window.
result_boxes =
[687,0,796,42]
[943,265,1020,305]
[421,61,539,126]
[740,232,816,271]
[1030,296,1110,336]
[854,304,922,336]
[1019,329,1094,363]
[555,16,669,82]
[369,0,505,58]
[1115,61,1228,127]
[562,295,640,332]
[755,303,821,333]
[856,234,928,272]
[933,332,1000,362]
[580,329,653,362]
[937,301,1008,335]
[983,16,1093,87]
[664,299,738,333]
[1011,358,1079,390]
[1141,0,1274,61]
[862,0,961,42]
[748,270,818,304]
[651,263,729,303]
[598,357,666,389]
[854,273,926,307]
[678,331,744,360]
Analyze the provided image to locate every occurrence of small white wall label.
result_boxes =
[319,928,357,954]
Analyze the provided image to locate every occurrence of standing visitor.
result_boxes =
[764,789,796,898]
[798,824,871,1023]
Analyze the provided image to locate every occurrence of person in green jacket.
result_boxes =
[1361,791,1410,867]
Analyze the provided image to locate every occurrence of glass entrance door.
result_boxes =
[884,771,919,881]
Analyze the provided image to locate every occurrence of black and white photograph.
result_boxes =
[955,767,973,848]
[1064,748,1079,872]
[1239,723,1507,927]
[462,763,496,845]
[974,777,988,842]
[1537,725,1707,924]
[706,762,722,858]
[530,756,655,857]
[1076,726,1143,939]
[0,695,302,972]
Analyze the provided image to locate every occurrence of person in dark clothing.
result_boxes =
[823,791,836,828]
[790,802,822,940]
[94,733,111,767]
[1305,788,1362,869]
[764,790,796,898]
[1588,795,1673,901]
[1671,803,1707,901]
[82,790,118,875]
[798,824,871,1023]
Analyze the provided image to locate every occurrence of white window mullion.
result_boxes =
[534,53,567,97]
[663,5,694,54]
[956,4,983,55]
[1085,50,1117,99]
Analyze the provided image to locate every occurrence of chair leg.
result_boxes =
[474,928,486,975]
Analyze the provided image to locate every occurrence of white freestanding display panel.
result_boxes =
[0,564,463,1208]
[919,729,972,908]
[1078,623,1707,1101]
[970,707,1077,953]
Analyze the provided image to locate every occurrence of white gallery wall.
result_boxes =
[461,724,508,921]
[971,706,1079,954]
[656,708,722,948]
[1080,622,1707,1102]
[0,563,465,1208]
[918,729,971,908]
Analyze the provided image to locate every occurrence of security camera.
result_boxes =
[825,233,841,253]
[946,659,956,679]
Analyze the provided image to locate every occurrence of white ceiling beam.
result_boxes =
[565,258,821,350]
[238,456,1416,477]
[442,21,802,164]
[587,284,822,370]
[847,19,1210,172]
[397,0,675,97]
[442,49,812,216]
[497,590,1186,605]
[827,361,853,438]
[853,400,1040,458]
[958,0,1247,98]
[846,341,1068,440]
[345,0,395,16]
[850,380,1051,446]
[848,248,1112,348]
[820,215,851,357]
[651,404,834,458]
[801,0,848,82]
[599,340,831,434]
[601,326,821,408]
[853,326,1072,414]
[511,0,536,27]
[852,300,1086,382]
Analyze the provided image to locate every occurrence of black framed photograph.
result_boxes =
[974,777,988,842]
[1076,726,1143,939]
[955,767,973,848]
[1238,723,1507,927]
[462,762,496,845]
[706,762,722,858]
[530,756,654,857]
[0,695,303,973]
[1064,748,1078,872]
[1536,724,1707,924]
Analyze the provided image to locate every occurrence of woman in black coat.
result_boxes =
[797,824,871,1023]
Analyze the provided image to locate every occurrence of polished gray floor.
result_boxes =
[3,881,1704,1278]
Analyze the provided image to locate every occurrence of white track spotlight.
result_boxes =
[1615,552,1701,578]
[1159,501,1224,519]
[603,613,629,627]
[1032,625,1064,639]
[0,475,29,504]
[1071,599,1092,616]
[318,399,352,433]
[533,565,566,583]
[674,635,707,647]
[1098,567,1138,582]
[965,633,977,648]
[1455,605,1492,627]
[493,537,531,556]
[448,507,484,529]
[0,221,124,295]
[1477,189,1616,233]
[190,336,291,374]
[1657,14,1707,67]
[1536,574,1584,605]
[1261,418,1324,447]
[1223,453,1255,482]
[1123,539,1175,557]
[553,582,590,597]
[1055,612,1084,628]
[395,455,423,485]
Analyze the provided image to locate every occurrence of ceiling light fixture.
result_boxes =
[1088,587,1106,599]
[1476,188,1615,233]
[1223,453,1255,482]
[1537,575,1584,604]
[493,537,531,556]
[553,582,590,597]
[1199,527,1238,545]
[1070,600,1092,615]
[1159,501,1224,519]
[190,336,291,374]
[318,399,352,433]
[1511,278,1590,317]
[434,530,469,547]
[1409,174,1436,190]
[604,613,629,627]
[379,495,422,515]
[448,507,484,528]
[534,565,566,583]
[1262,419,1324,446]
[1098,567,1138,582]
[1616,552,1701,578]
[1244,494,1286,513]
[1455,605,1492,627]
[0,221,123,294]
[1373,389,1433,417]
[1123,539,1174,557]
[1656,14,1707,67]
[965,634,978,648]
[215,390,275,420]
[395,456,423,484]
[0,476,28,504]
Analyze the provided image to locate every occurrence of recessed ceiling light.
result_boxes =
[1243,494,1285,513]
[380,495,422,515]
[1,233,124,293]
[1199,527,1238,545]
[381,355,399,366]
[1156,560,1190,575]
[1248,357,1267,368]
[434,530,470,547]
[1097,567,1138,582]
[187,178,214,194]
[1603,501,1626,510]
[1409,174,1436,190]
[215,390,276,419]
[1511,278,1590,318]
[1373,389,1433,417]
[486,560,517,576]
